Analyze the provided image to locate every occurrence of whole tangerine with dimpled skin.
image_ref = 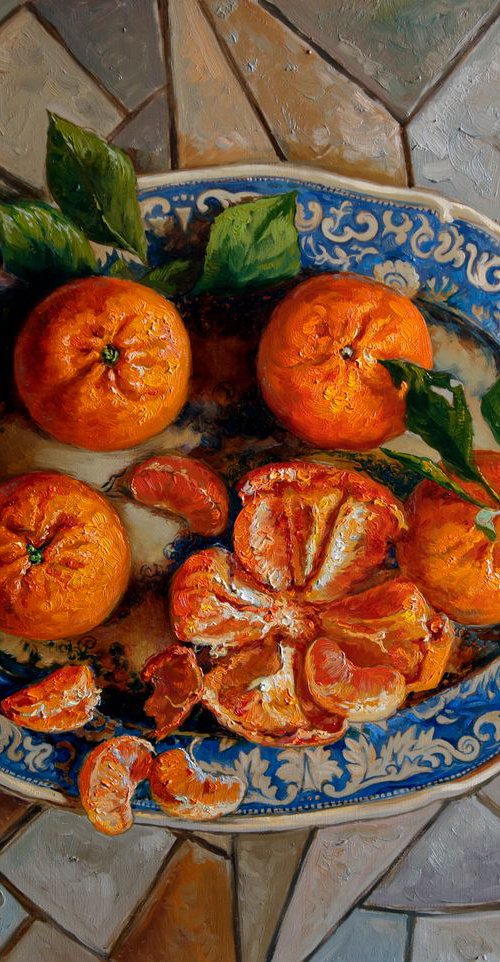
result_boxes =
[14,276,191,451]
[0,471,131,641]
[257,273,433,450]
[397,450,500,626]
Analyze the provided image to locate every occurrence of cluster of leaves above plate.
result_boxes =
[0,114,499,534]
[0,113,300,294]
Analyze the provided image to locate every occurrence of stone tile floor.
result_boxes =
[0,0,499,959]
[0,779,499,960]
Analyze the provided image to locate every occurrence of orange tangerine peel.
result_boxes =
[142,645,203,740]
[305,637,406,721]
[79,736,153,836]
[1,665,100,733]
[149,748,245,820]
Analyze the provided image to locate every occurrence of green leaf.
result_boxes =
[474,507,500,542]
[481,377,500,445]
[380,360,479,482]
[195,191,300,294]
[0,201,97,280]
[46,113,147,261]
[140,259,201,297]
[380,449,486,507]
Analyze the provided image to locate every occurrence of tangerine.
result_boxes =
[257,273,433,450]
[397,451,500,625]
[79,735,153,835]
[142,645,203,740]
[0,471,131,640]
[149,748,245,821]
[129,454,229,536]
[1,665,100,732]
[14,277,191,451]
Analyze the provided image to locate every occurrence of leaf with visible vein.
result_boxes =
[140,260,201,297]
[481,377,500,445]
[0,201,96,280]
[46,113,147,261]
[195,191,300,294]
[381,449,486,507]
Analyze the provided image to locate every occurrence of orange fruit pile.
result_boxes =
[0,471,131,640]
[15,277,191,451]
[257,273,433,450]
[170,461,453,744]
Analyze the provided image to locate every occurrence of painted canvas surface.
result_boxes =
[0,1,499,960]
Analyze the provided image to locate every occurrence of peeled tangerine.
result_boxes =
[171,461,454,740]
[141,645,203,740]
[79,736,153,835]
[1,665,100,733]
[149,748,246,821]
[129,455,229,536]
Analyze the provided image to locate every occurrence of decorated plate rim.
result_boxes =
[1,162,499,832]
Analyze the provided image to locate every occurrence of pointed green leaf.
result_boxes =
[195,191,300,293]
[380,360,479,482]
[474,507,500,542]
[0,201,97,280]
[380,449,486,507]
[46,113,147,261]
[140,259,201,297]
[481,377,500,445]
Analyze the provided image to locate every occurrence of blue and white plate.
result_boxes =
[0,165,499,831]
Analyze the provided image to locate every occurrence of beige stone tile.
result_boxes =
[168,0,277,168]
[236,829,309,962]
[112,90,170,174]
[0,809,176,954]
[205,0,406,186]
[4,921,100,962]
[480,771,500,812]
[0,8,123,192]
[113,839,236,962]
[271,803,440,962]
[412,911,500,962]
[310,908,408,962]
[194,831,233,856]
[368,796,500,911]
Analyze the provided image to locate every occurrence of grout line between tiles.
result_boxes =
[0,913,34,959]
[405,0,500,124]
[158,0,179,170]
[0,804,43,852]
[0,1,28,31]
[264,828,316,962]
[258,0,405,123]
[189,832,233,860]
[109,834,185,957]
[475,790,500,820]
[400,127,415,189]
[200,0,286,162]
[300,801,448,962]
[231,834,243,962]
[0,869,108,960]
[25,0,127,119]
[107,85,168,143]
[0,164,44,199]
[404,913,416,962]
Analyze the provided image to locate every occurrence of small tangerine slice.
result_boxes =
[170,546,278,651]
[306,637,406,721]
[141,645,203,739]
[319,578,454,693]
[149,748,245,820]
[234,461,405,601]
[1,665,100,732]
[202,639,345,746]
[78,735,153,835]
[129,455,229,536]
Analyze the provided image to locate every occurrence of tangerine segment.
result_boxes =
[306,637,406,722]
[149,748,245,821]
[257,273,433,450]
[142,645,203,739]
[397,451,500,626]
[0,472,131,641]
[129,455,229,536]
[235,461,406,601]
[170,547,284,651]
[202,639,346,746]
[14,277,191,451]
[1,665,100,732]
[79,736,153,836]
[319,578,454,693]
